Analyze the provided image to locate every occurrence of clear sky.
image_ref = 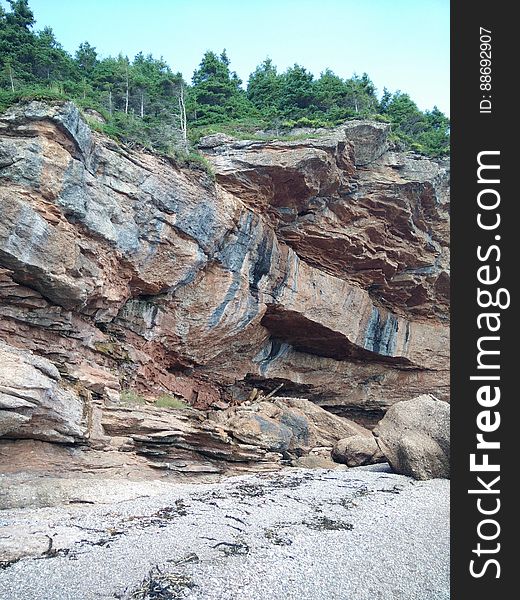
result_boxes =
[24,0,449,115]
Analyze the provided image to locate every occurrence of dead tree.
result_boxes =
[178,82,188,152]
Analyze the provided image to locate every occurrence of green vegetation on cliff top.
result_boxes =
[0,0,449,157]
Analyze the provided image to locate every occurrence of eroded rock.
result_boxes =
[0,342,86,443]
[0,101,450,477]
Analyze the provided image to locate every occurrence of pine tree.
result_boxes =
[75,42,98,76]
[0,0,37,87]
[247,58,281,112]
[279,64,315,117]
[191,50,251,124]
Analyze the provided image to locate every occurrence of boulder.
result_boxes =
[221,411,295,453]
[274,397,370,447]
[332,434,385,467]
[210,400,316,456]
[373,394,450,479]
[198,132,236,148]
[342,120,390,165]
[210,397,373,459]
[291,453,346,470]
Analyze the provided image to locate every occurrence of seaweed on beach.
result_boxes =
[212,540,250,556]
[125,566,196,600]
[303,516,354,531]
[264,527,293,546]
[124,500,190,529]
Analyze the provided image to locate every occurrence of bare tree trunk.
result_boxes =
[125,64,129,115]
[140,91,144,118]
[8,65,15,92]
[178,83,188,152]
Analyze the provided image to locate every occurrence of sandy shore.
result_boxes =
[0,464,449,600]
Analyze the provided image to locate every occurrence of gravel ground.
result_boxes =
[0,465,449,600]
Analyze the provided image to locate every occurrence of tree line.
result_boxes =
[0,0,449,157]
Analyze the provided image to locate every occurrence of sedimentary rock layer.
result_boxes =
[0,101,449,470]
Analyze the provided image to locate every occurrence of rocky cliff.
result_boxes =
[0,101,449,479]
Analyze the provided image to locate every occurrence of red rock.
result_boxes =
[0,101,449,475]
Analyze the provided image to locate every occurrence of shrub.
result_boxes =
[0,86,68,113]
[154,395,190,409]
[120,390,148,405]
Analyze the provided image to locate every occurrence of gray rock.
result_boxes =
[208,397,374,460]
[373,394,450,479]
[332,434,385,467]
[276,397,371,447]
[198,133,236,149]
[0,342,87,443]
[224,412,294,452]
[291,453,346,469]
[342,120,390,165]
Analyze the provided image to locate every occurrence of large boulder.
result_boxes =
[373,394,450,479]
[276,397,370,447]
[210,396,373,458]
[332,434,385,467]
[218,410,296,453]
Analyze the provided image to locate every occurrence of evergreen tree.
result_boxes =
[0,0,449,158]
[34,27,74,83]
[420,106,450,156]
[247,58,281,112]
[0,0,37,86]
[385,92,425,135]
[314,69,348,112]
[191,50,250,123]
[75,42,97,76]
[279,64,315,117]
[379,87,392,113]
[343,73,378,115]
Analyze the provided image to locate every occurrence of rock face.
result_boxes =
[0,101,449,476]
[0,342,87,443]
[209,396,368,457]
[373,394,450,479]
[0,394,371,479]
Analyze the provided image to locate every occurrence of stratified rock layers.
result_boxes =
[0,102,449,470]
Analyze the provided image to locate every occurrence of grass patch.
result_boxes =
[0,87,68,113]
[170,149,215,178]
[119,390,190,409]
[120,390,148,405]
[154,395,190,409]
[191,119,328,145]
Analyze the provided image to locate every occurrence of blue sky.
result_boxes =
[24,0,449,114]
